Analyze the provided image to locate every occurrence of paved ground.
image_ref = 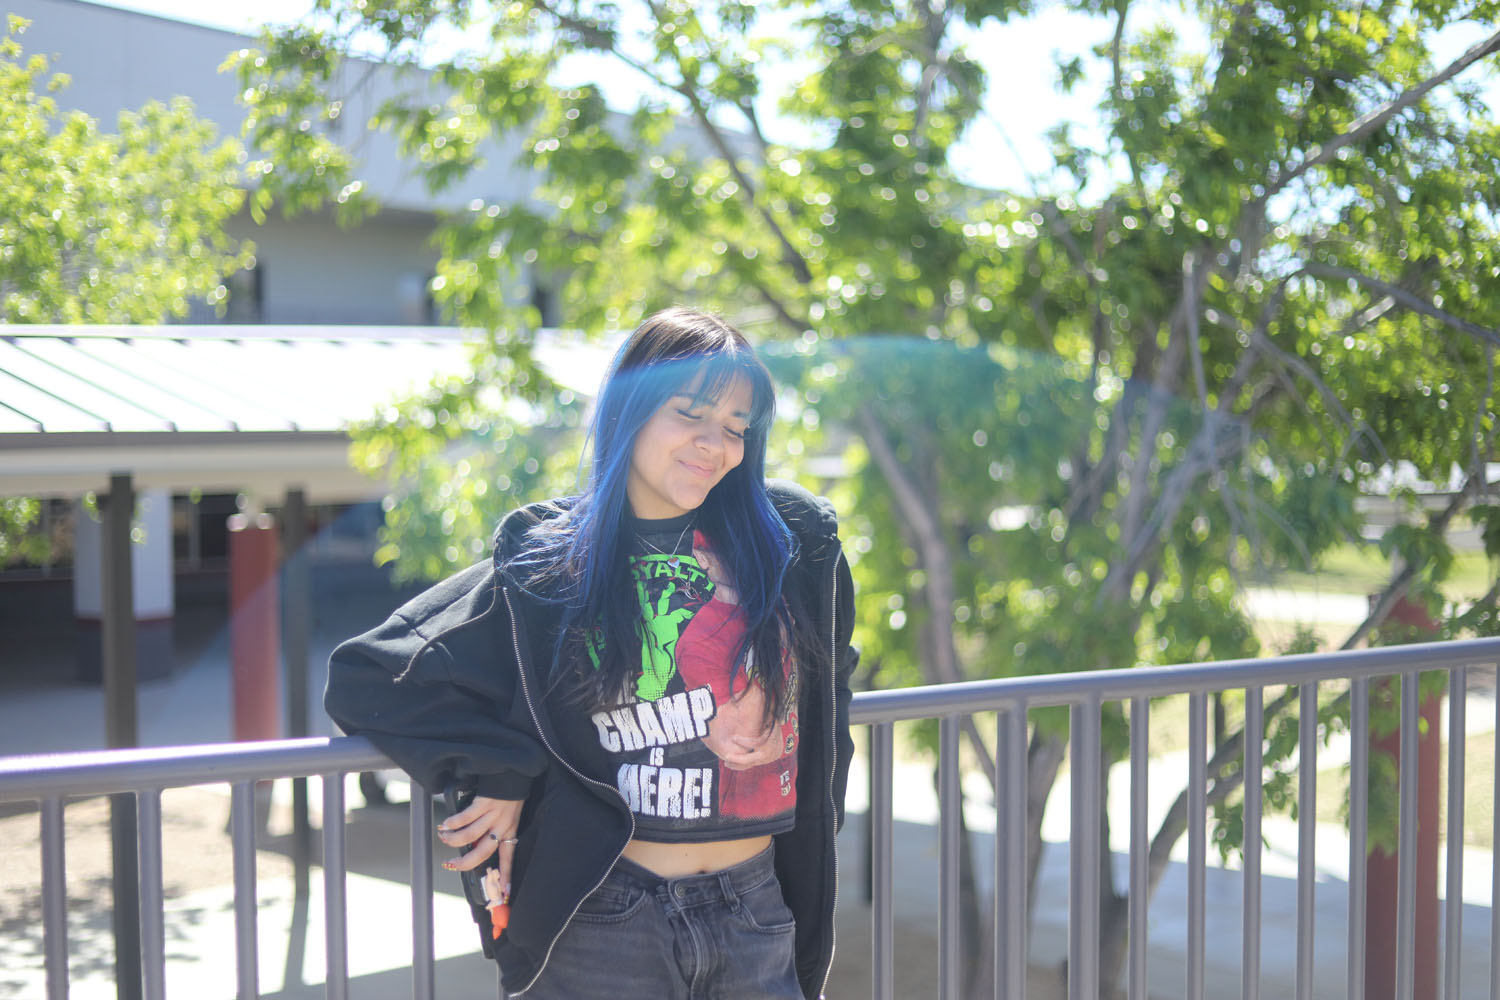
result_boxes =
[1,567,1496,998]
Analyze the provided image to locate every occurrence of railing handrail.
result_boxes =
[0,736,388,803]
[851,635,1500,724]
[2,635,1495,804]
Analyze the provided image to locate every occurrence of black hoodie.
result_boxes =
[325,479,857,998]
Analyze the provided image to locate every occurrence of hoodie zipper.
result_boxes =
[817,550,844,998]
[501,584,634,998]
[496,542,844,998]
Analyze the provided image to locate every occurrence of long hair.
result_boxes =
[508,307,808,724]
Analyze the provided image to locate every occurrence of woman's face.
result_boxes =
[626,374,753,519]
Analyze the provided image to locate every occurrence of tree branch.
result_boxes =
[856,401,997,788]
[1261,26,1500,202]
[1302,261,1500,350]
[1108,0,1151,207]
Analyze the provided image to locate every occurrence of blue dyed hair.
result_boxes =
[510,307,807,720]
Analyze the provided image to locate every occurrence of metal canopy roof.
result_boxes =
[0,325,609,501]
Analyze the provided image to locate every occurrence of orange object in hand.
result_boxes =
[489,902,510,938]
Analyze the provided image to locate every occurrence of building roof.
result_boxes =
[0,325,610,500]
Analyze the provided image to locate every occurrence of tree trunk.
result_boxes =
[1025,728,1067,918]
[955,776,992,1000]
[1097,744,1130,995]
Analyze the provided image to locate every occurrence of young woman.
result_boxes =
[326,307,857,998]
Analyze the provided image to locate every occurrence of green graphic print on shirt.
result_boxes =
[584,533,798,836]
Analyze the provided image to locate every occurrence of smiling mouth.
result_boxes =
[682,460,716,478]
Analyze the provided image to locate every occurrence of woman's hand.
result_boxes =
[703,683,788,770]
[436,795,524,901]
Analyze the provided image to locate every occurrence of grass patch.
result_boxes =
[1257,542,1495,601]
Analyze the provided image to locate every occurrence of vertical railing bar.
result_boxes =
[137,788,166,1000]
[1069,696,1102,1000]
[1243,687,1263,1000]
[411,786,436,1000]
[40,796,69,1000]
[323,772,350,1000]
[1396,670,1419,1000]
[1296,683,1317,1000]
[1348,677,1369,1000]
[1444,666,1466,1000]
[1492,669,1499,1000]
[872,722,895,1000]
[231,781,260,1000]
[1128,696,1148,1000]
[996,702,1027,1000]
[1188,691,1207,1000]
[939,714,962,1000]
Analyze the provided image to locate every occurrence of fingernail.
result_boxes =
[442,861,458,871]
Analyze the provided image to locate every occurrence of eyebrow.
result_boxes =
[672,392,751,421]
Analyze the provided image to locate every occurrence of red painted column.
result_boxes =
[229,513,282,743]
[1364,597,1441,1000]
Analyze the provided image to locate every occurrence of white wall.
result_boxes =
[211,209,447,325]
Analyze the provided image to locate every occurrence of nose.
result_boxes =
[695,424,723,455]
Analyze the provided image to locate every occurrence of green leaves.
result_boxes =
[233,0,1499,679]
[0,20,254,323]
[224,26,369,225]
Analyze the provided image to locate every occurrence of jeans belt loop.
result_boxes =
[718,870,739,909]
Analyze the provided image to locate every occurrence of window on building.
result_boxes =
[224,262,264,324]
[531,282,561,328]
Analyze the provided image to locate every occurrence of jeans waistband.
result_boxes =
[608,844,778,905]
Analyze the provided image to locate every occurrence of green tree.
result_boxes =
[238,1,1500,992]
[0,16,255,567]
[0,16,254,323]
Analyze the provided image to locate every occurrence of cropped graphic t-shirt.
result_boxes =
[557,511,799,842]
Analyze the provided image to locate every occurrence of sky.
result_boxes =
[70,0,1500,198]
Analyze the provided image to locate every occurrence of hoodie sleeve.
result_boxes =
[829,542,858,833]
[324,561,549,801]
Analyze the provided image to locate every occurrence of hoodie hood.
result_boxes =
[488,479,838,570]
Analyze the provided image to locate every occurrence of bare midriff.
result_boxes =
[621,834,773,878]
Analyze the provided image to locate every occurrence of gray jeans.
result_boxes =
[509,845,801,999]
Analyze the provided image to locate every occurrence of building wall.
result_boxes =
[10,0,542,325]
[187,209,447,325]
[8,0,537,212]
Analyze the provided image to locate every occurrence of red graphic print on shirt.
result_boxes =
[586,530,798,837]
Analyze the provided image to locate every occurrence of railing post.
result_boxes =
[231,781,260,999]
[1396,671,1420,1000]
[137,789,166,1000]
[1492,678,1499,1000]
[1187,691,1206,1000]
[995,703,1027,1000]
[41,797,69,1000]
[323,772,349,1000]
[411,787,436,1000]
[1348,677,1369,1000]
[1296,683,1317,1000]
[871,722,895,1000]
[1244,686,1263,1000]
[1443,668,1465,1000]
[1128,696,1148,1000]
[938,714,962,1000]
[1069,695,1101,1000]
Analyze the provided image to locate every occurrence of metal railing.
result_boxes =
[1,635,1497,999]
